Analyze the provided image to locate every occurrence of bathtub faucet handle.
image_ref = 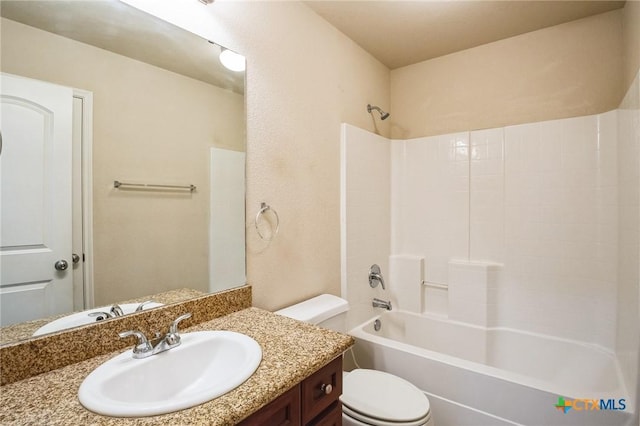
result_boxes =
[369,264,385,290]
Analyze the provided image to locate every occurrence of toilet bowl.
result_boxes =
[276,294,434,426]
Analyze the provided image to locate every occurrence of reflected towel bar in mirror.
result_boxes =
[114,180,196,192]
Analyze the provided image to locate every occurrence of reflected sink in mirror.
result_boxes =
[78,331,262,417]
[32,302,164,336]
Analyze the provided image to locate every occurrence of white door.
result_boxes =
[0,73,73,326]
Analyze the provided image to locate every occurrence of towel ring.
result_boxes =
[255,202,280,241]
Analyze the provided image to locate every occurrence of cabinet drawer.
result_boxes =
[306,401,342,426]
[238,385,300,426]
[301,356,342,424]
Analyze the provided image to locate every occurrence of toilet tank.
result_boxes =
[275,294,349,332]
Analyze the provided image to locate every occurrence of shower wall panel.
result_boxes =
[390,132,470,287]
[616,72,640,412]
[391,113,619,350]
[340,124,391,329]
[498,113,618,349]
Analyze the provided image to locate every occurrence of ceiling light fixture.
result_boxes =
[199,0,214,5]
[219,48,246,72]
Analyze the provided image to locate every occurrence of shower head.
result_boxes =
[367,104,390,120]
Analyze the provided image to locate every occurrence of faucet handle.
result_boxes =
[110,304,124,317]
[169,313,192,334]
[135,300,154,312]
[369,264,386,290]
[119,330,153,355]
[88,311,113,321]
[164,313,192,346]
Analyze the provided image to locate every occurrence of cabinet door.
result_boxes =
[238,385,300,426]
[306,402,342,426]
[301,357,342,424]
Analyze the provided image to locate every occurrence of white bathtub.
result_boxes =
[349,311,634,426]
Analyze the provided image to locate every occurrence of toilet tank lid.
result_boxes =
[275,294,348,325]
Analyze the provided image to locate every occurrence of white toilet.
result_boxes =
[276,294,434,426]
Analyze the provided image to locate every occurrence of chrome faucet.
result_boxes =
[88,304,124,321]
[372,298,392,310]
[119,312,192,359]
[369,264,386,290]
[88,301,155,322]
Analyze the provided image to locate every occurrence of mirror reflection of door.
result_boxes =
[0,73,80,326]
[0,1,246,339]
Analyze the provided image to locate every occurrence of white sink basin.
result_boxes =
[33,302,164,336]
[78,330,262,417]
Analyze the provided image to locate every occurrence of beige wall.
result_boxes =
[235,2,390,310]
[118,1,391,311]
[623,0,640,91]
[1,18,244,305]
[389,10,624,139]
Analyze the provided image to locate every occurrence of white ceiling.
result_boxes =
[305,0,626,69]
[0,0,245,94]
[2,1,626,82]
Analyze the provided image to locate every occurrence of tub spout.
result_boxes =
[372,298,392,310]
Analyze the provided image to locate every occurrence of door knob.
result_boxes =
[72,253,80,264]
[54,259,69,271]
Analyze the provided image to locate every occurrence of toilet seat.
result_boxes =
[341,369,431,425]
[343,404,431,426]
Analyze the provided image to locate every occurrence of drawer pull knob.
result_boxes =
[320,383,333,395]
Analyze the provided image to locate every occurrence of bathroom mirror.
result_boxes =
[0,0,246,344]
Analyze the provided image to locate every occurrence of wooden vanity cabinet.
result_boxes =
[239,356,343,426]
[238,385,301,425]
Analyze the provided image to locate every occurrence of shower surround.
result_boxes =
[341,74,639,420]
[391,112,619,346]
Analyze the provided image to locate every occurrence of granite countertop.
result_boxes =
[0,307,354,425]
